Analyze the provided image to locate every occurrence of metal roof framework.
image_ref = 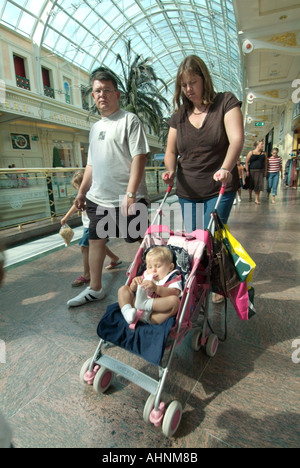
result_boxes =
[0,0,243,107]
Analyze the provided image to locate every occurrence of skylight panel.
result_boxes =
[55,35,71,56]
[43,27,60,50]
[63,17,80,39]
[18,11,36,35]
[1,2,21,29]
[78,53,94,71]
[50,9,69,32]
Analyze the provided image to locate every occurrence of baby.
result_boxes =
[118,246,182,325]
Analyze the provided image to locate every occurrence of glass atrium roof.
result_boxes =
[0,0,243,106]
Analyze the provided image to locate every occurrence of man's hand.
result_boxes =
[74,192,86,211]
[121,195,136,217]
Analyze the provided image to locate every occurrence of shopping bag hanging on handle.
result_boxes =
[213,212,256,283]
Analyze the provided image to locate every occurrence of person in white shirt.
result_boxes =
[68,71,149,307]
[61,170,122,288]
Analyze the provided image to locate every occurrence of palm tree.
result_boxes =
[116,40,170,134]
[158,116,171,149]
[87,40,170,136]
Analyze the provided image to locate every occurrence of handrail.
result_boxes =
[0,166,174,231]
[0,167,166,174]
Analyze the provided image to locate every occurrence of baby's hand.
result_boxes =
[142,280,157,293]
[132,276,143,287]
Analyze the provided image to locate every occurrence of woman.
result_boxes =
[267,147,282,204]
[162,55,244,303]
[245,139,267,204]
[163,55,244,230]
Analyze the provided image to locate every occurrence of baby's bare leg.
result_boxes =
[150,296,180,325]
[118,285,134,308]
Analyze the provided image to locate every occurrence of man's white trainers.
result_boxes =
[67,287,105,307]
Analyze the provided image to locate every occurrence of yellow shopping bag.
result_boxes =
[214,216,256,283]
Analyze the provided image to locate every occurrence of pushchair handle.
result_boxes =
[219,183,226,195]
[207,183,227,233]
[163,173,174,193]
[215,182,227,209]
[150,176,174,226]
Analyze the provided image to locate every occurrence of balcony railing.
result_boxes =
[0,167,174,231]
[44,85,55,99]
[16,75,30,90]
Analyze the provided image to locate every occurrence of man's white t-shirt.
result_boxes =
[86,109,150,208]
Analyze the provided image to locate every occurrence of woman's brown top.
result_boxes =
[169,92,242,199]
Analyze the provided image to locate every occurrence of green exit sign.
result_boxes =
[254,122,265,127]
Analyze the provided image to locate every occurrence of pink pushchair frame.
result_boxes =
[79,184,227,437]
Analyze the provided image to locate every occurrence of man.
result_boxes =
[67,71,149,307]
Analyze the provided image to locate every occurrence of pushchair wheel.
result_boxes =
[162,400,182,437]
[143,394,156,423]
[191,329,202,351]
[93,366,114,393]
[205,334,218,357]
[79,357,93,384]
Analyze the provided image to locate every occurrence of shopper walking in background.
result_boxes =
[267,147,282,204]
[245,139,268,204]
[61,170,121,288]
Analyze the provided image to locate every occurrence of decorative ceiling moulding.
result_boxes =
[242,38,300,55]
[249,91,288,104]
[267,31,300,47]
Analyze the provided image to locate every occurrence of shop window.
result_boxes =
[63,77,72,104]
[80,143,89,167]
[42,67,55,99]
[81,85,89,111]
[52,141,74,167]
[13,54,30,90]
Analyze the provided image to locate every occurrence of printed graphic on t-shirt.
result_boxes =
[98,131,106,140]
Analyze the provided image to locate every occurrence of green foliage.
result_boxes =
[84,40,170,141]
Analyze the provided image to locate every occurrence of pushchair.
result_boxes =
[79,184,241,437]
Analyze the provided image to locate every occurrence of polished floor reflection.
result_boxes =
[1,186,299,448]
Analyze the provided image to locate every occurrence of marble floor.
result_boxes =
[1,186,299,448]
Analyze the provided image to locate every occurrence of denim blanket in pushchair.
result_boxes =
[97,302,175,366]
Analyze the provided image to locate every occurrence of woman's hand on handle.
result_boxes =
[162,171,175,186]
[213,168,232,183]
